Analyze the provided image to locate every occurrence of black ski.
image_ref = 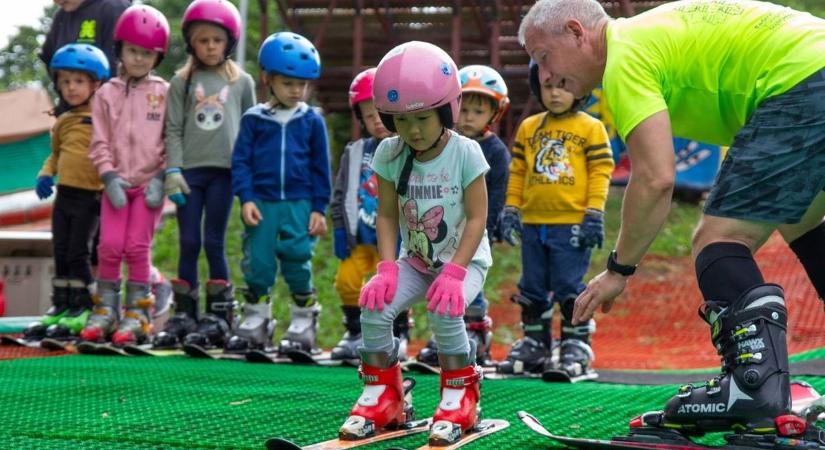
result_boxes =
[402,360,441,375]
[123,344,184,357]
[182,343,246,360]
[284,349,345,366]
[40,338,75,351]
[245,349,291,364]
[541,366,598,383]
[517,410,825,449]
[0,335,41,348]
[76,341,130,356]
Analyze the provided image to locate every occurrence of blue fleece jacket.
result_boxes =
[231,103,331,213]
[478,133,510,236]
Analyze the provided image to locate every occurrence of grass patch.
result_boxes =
[152,186,702,348]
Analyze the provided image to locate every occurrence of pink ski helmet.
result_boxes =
[182,0,242,58]
[348,68,376,113]
[373,41,461,132]
[114,5,170,67]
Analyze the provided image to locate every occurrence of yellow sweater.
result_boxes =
[506,111,614,224]
[38,105,102,191]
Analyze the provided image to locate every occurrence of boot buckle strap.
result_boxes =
[731,323,757,341]
[210,301,235,312]
[736,352,763,364]
[358,366,399,386]
[136,297,155,309]
[443,371,482,388]
[466,321,489,332]
[124,310,149,323]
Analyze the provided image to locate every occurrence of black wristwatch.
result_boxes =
[607,250,637,276]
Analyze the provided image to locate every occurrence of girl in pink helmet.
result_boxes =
[339,41,491,446]
[157,0,256,351]
[331,68,416,364]
[83,5,170,346]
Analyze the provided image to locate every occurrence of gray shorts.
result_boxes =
[704,67,825,224]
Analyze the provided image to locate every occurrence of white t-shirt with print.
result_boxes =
[372,132,492,272]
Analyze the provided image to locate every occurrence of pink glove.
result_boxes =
[426,262,468,317]
[359,261,400,312]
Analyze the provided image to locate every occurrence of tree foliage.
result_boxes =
[0,0,279,91]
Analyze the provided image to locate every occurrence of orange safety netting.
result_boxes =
[482,233,825,370]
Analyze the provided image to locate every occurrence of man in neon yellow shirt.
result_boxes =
[520,0,825,435]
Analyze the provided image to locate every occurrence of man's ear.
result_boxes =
[565,19,586,42]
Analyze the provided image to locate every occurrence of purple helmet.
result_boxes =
[373,41,461,131]
[182,0,242,58]
[114,5,170,66]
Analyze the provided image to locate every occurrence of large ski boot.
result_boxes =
[633,283,790,435]
[22,278,70,341]
[79,279,121,342]
[543,297,596,382]
[153,279,198,349]
[225,288,275,352]
[183,280,236,349]
[46,279,94,339]
[278,291,321,354]
[331,305,362,361]
[111,282,154,346]
[497,293,553,375]
[340,339,416,440]
[429,343,483,446]
[393,309,413,362]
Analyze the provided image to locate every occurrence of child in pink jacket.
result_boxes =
[82,5,171,346]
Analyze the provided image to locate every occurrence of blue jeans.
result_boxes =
[175,168,233,288]
[518,224,591,309]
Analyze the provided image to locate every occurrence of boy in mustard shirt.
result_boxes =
[25,44,109,342]
[497,61,613,381]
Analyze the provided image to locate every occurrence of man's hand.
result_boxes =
[572,270,628,324]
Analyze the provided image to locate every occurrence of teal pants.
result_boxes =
[241,199,317,297]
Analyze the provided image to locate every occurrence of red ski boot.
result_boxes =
[340,346,415,440]
[429,351,482,446]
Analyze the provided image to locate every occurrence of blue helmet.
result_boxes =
[49,43,110,81]
[258,32,321,80]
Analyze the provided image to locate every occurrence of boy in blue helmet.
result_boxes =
[230,31,331,354]
[25,43,109,342]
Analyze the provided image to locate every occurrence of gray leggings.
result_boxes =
[361,258,487,357]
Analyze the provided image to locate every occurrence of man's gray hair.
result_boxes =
[518,0,609,45]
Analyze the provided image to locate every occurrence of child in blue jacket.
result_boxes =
[230,32,331,354]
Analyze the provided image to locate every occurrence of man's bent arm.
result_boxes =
[615,111,675,266]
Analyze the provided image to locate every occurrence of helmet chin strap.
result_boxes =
[412,126,448,157]
[396,126,449,197]
[268,86,290,110]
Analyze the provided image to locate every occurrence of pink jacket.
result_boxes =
[89,75,169,187]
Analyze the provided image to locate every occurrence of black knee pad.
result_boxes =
[695,242,764,307]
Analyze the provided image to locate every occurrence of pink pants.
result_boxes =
[97,186,162,283]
